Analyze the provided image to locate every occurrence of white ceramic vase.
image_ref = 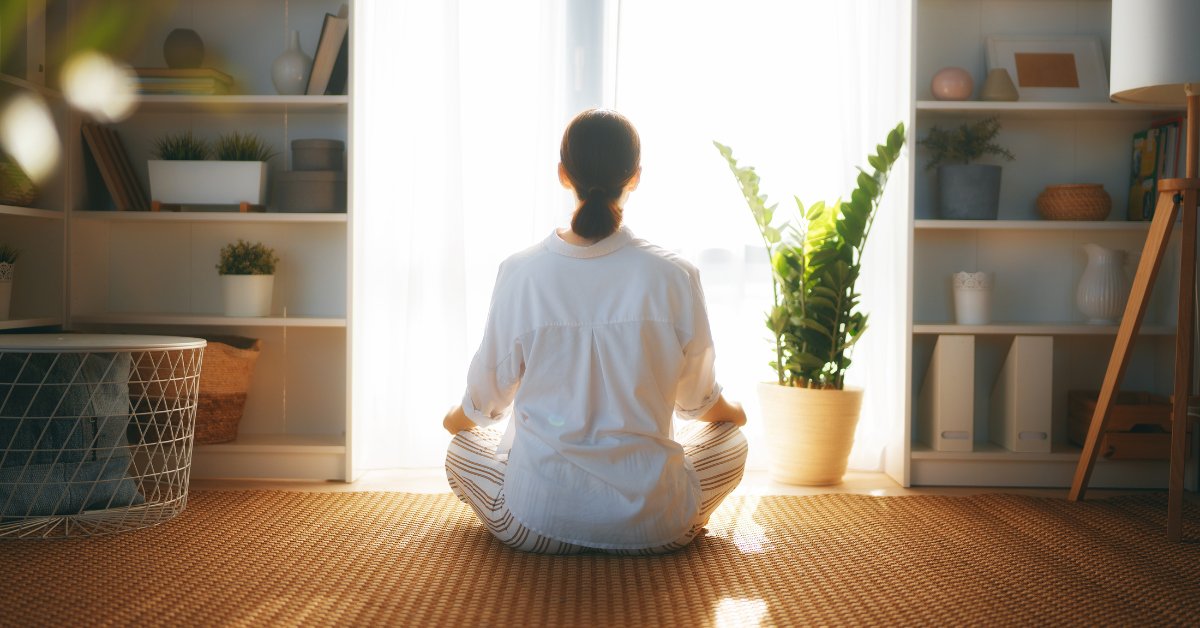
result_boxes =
[0,262,13,320]
[271,30,312,95]
[1076,243,1130,324]
[221,274,274,317]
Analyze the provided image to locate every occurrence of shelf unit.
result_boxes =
[904,0,1198,488]
[2,0,356,481]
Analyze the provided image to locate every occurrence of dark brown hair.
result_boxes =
[560,108,641,240]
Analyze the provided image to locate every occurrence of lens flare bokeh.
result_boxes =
[0,93,61,184]
[61,50,137,123]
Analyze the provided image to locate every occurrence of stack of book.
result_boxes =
[1127,116,1184,221]
[134,68,234,95]
[306,5,349,95]
[80,123,149,211]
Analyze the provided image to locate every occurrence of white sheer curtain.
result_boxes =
[352,0,575,469]
[613,0,911,470]
[353,0,910,472]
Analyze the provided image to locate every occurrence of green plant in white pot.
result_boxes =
[217,239,279,317]
[0,244,18,320]
[715,122,905,485]
[149,131,275,209]
[919,117,1013,220]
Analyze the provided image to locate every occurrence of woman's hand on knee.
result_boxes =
[443,405,475,435]
[698,394,747,427]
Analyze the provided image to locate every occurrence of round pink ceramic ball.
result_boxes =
[931,67,974,101]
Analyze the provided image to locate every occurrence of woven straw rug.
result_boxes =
[0,491,1197,627]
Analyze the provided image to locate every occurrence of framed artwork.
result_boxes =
[985,36,1109,102]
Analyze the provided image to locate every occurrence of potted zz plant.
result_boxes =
[0,244,18,320]
[216,239,279,317]
[148,131,276,210]
[919,116,1014,220]
[715,122,905,485]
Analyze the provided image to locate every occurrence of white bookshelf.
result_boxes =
[0,0,359,480]
[71,210,347,223]
[133,94,348,114]
[912,323,1176,336]
[915,219,1153,231]
[916,100,1179,119]
[904,0,1197,488]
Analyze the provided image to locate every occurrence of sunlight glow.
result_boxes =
[708,495,770,553]
[0,93,60,183]
[869,489,887,497]
[714,597,769,628]
[61,51,137,122]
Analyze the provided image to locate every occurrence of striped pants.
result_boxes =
[445,421,748,555]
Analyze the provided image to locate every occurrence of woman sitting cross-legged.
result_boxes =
[443,108,748,555]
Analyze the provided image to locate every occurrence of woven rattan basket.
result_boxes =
[1036,184,1112,221]
[0,159,37,207]
[195,336,261,444]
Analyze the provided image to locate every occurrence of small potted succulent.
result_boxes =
[148,131,275,208]
[0,244,18,320]
[919,117,1014,219]
[216,239,279,317]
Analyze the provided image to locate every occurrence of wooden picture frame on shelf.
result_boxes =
[985,35,1109,102]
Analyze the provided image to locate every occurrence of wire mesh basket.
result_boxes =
[0,334,205,539]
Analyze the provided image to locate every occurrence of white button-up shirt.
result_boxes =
[461,225,722,549]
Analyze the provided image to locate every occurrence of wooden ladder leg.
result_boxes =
[1169,187,1198,542]
[1069,188,1182,501]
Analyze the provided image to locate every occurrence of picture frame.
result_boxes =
[985,36,1109,102]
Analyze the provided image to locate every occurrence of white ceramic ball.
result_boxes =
[931,67,974,101]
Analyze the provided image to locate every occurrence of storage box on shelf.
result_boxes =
[905,0,1198,488]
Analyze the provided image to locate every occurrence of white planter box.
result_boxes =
[148,160,268,206]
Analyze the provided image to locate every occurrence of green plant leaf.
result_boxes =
[716,122,905,389]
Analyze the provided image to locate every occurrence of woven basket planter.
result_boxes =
[757,383,863,485]
[195,336,262,444]
[1036,184,1111,221]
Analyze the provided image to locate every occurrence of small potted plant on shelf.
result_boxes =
[148,131,275,210]
[714,123,905,486]
[216,239,279,317]
[0,244,18,320]
[919,116,1014,220]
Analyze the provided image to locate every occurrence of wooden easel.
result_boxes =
[1069,93,1200,542]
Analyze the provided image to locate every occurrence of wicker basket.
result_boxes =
[195,336,262,444]
[0,158,37,207]
[1036,184,1112,221]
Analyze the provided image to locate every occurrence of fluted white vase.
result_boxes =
[1076,243,1130,324]
[271,30,311,95]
